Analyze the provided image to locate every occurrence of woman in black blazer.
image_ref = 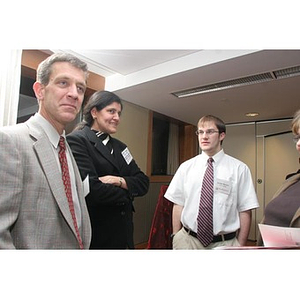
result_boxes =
[67,91,149,249]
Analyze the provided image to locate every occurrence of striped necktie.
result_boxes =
[197,157,214,247]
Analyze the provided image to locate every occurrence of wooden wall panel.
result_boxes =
[21,50,105,91]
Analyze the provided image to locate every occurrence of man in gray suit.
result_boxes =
[0,52,91,249]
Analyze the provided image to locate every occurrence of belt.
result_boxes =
[183,226,236,243]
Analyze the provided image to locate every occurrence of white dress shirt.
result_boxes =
[164,149,259,235]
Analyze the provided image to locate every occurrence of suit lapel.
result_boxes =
[272,173,300,199]
[27,117,78,235]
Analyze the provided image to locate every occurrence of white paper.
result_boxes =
[258,224,300,247]
[83,174,90,197]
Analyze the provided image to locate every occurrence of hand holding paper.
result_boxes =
[258,224,300,247]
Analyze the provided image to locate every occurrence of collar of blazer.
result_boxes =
[272,173,300,199]
[82,125,120,169]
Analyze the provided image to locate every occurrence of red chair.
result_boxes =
[147,185,173,249]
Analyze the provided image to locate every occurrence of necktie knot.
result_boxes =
[59,136,66,151]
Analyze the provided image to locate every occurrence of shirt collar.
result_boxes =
[35,113,65,149]
[201,149,224,164]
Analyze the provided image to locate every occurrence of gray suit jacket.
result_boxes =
[0,115,91,249]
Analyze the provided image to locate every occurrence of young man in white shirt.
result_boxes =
[164,115,259,249]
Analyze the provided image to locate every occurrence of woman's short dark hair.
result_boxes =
[79,90,123,128]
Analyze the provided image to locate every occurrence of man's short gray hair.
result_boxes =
[36,52,89,85]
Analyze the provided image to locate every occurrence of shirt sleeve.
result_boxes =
[237,164,259,212]
[164,164,185,206]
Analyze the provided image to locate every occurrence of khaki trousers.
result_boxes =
[172,227,240,249]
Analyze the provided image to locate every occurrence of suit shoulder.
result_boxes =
[67,128,97,150]
[0,123,29,140]
[0,122,27,133]
[110,137,127,149]
[67,128,89,140]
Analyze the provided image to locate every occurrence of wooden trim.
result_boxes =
[21,65,37,79]
[182,124,198,162]
[86,72,105,91]
[21,50,50,70]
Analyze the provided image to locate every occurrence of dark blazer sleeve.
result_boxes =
[67,128,149,207]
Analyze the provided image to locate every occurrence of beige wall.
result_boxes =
[223,123,257,240]
[113,100,149,173]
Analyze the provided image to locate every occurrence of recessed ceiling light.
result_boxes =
[245,112,259,117]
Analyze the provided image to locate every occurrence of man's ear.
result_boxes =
[220,132,226,142]
[32,81,44,100]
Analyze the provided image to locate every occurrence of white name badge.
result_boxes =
[215,178,231,195]
[122,147,133,165]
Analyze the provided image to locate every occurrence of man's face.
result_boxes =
[197,121,225,156]
[34,61,86,133]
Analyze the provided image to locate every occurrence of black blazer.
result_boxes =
[67,125,149,249]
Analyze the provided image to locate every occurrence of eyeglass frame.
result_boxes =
[293,135,300,143]
[195,129,220,136]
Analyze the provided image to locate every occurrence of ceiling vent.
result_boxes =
[172,65,300,98]
[273,65,300,79]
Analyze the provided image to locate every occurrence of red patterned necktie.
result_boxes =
[59,136,84,249]
[197,157,214,247]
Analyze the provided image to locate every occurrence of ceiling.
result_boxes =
[51,49,300,126]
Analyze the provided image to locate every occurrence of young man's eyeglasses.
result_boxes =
[195,129,219,136]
